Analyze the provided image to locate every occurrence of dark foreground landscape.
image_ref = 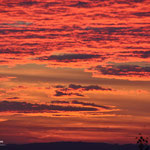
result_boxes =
[0,142,144,150]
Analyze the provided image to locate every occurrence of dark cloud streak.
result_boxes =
[69,84,112,91]
[89,65,150,79]
[54,90,84,97]
[0,101,97,112]
[37,54,101,62]
[72,100,110,109]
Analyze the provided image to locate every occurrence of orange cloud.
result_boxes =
[0,76,16,81]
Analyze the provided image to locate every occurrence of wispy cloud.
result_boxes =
[36,53,101,62]
[54,90,84,97]
[87,65,150,80]
[68,84,112,91]
[53,84,113,97]
[0,101,97,112]
[0,100,117,115]
[72,100,110,109]
[0,75,16,81]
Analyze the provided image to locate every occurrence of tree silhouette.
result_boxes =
[136,133,149,150]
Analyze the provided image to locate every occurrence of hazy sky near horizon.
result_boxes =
[0,0,150,144]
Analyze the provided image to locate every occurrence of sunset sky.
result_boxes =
[0,0,150,144]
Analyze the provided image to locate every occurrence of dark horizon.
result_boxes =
[0,141,145,150]
[0,140,138,145]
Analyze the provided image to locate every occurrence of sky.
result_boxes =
[0,0,150,145]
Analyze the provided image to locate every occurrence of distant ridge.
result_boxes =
[0,141,142,150]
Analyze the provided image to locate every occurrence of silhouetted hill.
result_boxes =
[0,141,143,150]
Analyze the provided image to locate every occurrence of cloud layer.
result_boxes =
[37,54,101,62]
[0,0,150,80]
[0,100,115,114]
[0,101,97,112]
[53,84,112,97]
[88,65,150,80]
